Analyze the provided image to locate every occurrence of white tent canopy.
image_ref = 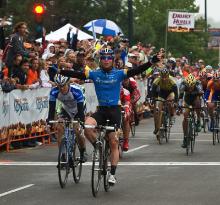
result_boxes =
[36,23,93,42]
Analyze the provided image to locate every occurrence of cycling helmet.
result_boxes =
[185,74,196,87]
[160,68,169,77]
[54,74,70,86]
[99,48,114,56]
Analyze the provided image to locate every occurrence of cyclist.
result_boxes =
[122,77,141,126]
[178,74,203,148]
[204,71,220,130]
[120,87,132,151]
[59,48,161,185]
[48,74,87,163]
[151,68,178,141]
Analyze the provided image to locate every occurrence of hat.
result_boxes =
[130,46,138,51]
[125,62,133,68]
[46,53,55,60]
[128,53,136,58]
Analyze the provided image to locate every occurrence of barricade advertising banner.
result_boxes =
[168,11,195,32]
[84,83,98,112]
[8,88,50,125]
[0,91,10,128]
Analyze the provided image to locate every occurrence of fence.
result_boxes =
[0,80,147,151]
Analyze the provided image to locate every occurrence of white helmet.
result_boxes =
[54,74,70,86]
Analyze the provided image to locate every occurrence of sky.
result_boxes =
[195,0,220,27]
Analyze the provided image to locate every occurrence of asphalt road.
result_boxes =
[1,116,220,205]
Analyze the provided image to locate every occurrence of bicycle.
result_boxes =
[155,99,173,144]
[49,119,83,188]
[181,106,199,155]
[211,101,220,145]
[130,106,136,137]
[84,122,116,197]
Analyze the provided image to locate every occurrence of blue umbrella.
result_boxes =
[84,19,123,37]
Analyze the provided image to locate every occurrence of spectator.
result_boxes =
[42,43,55,60]
[40,60,54,87]
[5,22,35,77]
[27,58,40,88]
[12,59,29,90]
[67,27,78,51]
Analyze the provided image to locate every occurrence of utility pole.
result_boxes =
[128,0,133,44]
[204,0,207,33]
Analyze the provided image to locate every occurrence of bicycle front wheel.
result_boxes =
[72,142,82,184]
[103,141,111,192]
[91,144,103,197]
[58,138,69,188]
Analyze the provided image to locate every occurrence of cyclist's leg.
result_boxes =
[167,92,175,123]
[84,108,105,147]
[122,105,131,151]
[194,96,202,132]
[182,108,190,148]
[55,108,70,147]
[154,99,163,135]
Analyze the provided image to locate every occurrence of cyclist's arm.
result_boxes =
[151,83,158,99]
[48,101,56,121]
[77,102,85,122]
[126,62,152,78]
[173,84,179,102]
[59,70,87,80]
[126,55,160,78]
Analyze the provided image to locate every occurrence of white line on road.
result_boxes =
[130,137,212,142]
[125,145,149,153]
[0,184,34,198]
[2,162,220,166]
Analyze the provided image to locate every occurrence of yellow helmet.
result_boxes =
[185,74,196,87]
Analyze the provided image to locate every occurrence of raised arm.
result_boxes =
[59,70,87,80]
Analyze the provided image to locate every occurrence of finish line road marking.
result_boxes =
[2,162,220,166]
[125,145,149,153]
[130,137,212,142]
[0,184,34,198]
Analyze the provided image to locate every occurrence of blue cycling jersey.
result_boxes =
[86,68,127,106]
[49,84,84,118]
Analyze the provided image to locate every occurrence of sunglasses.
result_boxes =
[100,56,113,61]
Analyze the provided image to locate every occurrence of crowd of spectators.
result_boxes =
[1,18,217,95]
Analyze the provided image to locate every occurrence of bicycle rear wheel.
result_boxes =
[191,123,196,153]
[130,111,136,137]
[72,141,82,184]
[103,141,111,192]
[213,116,218,145]
[186,120,192,156]
[91,143,103,197]
[58,138,69,188]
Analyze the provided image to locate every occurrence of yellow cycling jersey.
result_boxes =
[153,76,177,91]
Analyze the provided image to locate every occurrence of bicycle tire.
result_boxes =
[72,141,82,184]
[58,138,69,188]
[91,143,103,197]
[191,121,196,153]
[186,119,192,156]
[130,111,136,137]
[213,116,217,145]
[103,141,111,192]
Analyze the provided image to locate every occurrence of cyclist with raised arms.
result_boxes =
[48,74,87,163]
[59,48,161,185]
[178,74,203,148]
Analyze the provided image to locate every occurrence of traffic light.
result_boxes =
[33,4,46,38]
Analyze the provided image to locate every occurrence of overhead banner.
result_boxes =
[168,11,195,32]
